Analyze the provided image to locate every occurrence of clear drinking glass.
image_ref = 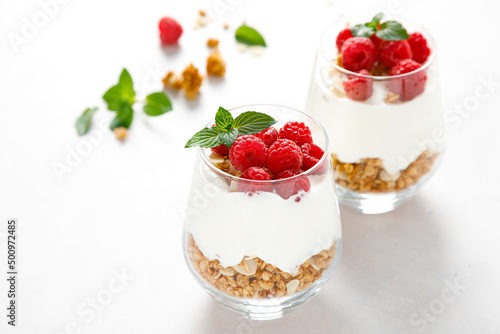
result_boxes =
[305,17,445,214]
[183,105,343,320]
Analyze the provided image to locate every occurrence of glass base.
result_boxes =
[336,184,420,214]
[184,238,343,320]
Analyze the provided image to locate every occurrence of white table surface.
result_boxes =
[1,0,499,333]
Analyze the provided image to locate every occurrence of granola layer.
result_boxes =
[332,151,438,193]
[186,234,337,299]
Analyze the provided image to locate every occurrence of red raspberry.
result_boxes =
[336,28,353,51]
[278,122,312,146]
[378,40,412,68]
[274,169,311,200]
[408,32,431,64]
[341,37,377,72]
[229,135,268,171]
[159,17,183,44]
[211,144,229,156]
[254,127,278,147]
[370,34,382,49]
[389,59,427,101]
[301,143,325,172]
[238,167,272,193]
[342,69,373,101]
[267,139,303,174]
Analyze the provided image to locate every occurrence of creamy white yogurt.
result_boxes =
[185,160,342,275]
[306,63,445,175]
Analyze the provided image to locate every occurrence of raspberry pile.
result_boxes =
[211,122,326,199]
[336,22,431,102]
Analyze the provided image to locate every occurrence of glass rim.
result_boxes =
[198,104,330,184]
[319,16,437,80]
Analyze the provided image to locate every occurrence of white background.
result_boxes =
[1,0,499,333]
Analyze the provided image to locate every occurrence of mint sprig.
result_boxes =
[102,68,173,130]
[350,13,409,41]
[235,25,267,47]
[185,107,277,149]
[75,107,97,136]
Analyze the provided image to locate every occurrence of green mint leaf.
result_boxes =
[218,128,239,148]
[75,107,97,136]
[215,106,234,131]
[233,111,277,135]
[103,68,136,111]
[376,21,409,40]
[351,24,376,38]
[110,104,134,130]
[235,25,267,47]
[143,92,172,116]
[365,12,384,29]
[185,127,222,148]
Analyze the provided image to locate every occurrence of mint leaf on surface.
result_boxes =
[233,111,277,135]
[103,68,136,111]
[185,127,222,148]
[75,107,97,136]
[235,25,267,47]
[376,21,409,40]
[215,106,234,131]
[143,92,172,116]
[110,104,134,130]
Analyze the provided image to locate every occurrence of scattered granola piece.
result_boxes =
[207,38,219,48]
[223,23,229,29]
[113,127,128,141]
[199,9,206,17]
[206,48,226,77]
[384,91,400,103]
[162,71,183,90]
[182,63,203,99]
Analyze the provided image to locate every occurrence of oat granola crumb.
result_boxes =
[162,71,183,90]
[207,38,219,48]
[206,49,226,77]
[182,63,203,99]
[199,9,206,17]
[223,23,229,29]
[113,127,127,141]
[384,91,400,103]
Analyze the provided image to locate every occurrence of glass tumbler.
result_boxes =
[183,105,343,320]
[306,17,445,214]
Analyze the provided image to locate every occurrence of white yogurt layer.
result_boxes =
[185,162,342,275]
[306,64,445,175]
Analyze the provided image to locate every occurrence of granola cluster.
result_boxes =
[206,48,226,77]
[332,151,438,193]
[162,63,203,100]
[186,234,337,298]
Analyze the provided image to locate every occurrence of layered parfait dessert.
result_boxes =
[183,105,342,317]
[306,14,445,211]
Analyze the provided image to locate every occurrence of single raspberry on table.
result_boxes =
[342,69,373,101]
[301,143,326,172]
[377,40,412,68]
[341,37,377,72]
[389,59,427,101]
[238,167,273,193]
[229,135,268,171]
[267,139,303,174]
[408,32,431,64]
[274,169,311,200]
[254,127,278,147]
[159,17,183,44]
[278,122,312,146]
[336,28,353,51]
